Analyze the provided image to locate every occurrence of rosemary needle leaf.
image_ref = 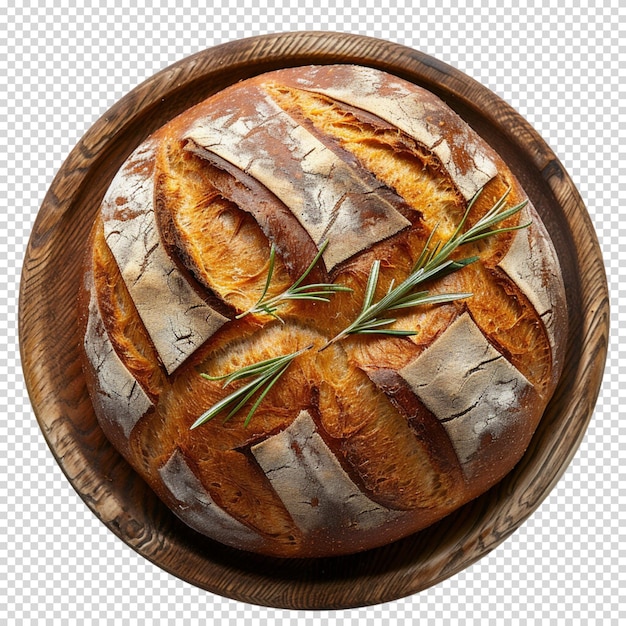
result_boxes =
[350,317,399,331]
[223,376,271,423]
[462,221,531,243]
[388,292,473,310]
[321,184,529,348]
[425,256,478,281]
[199,352,292,384]
[234,244,276,320]
[413,225,439,271]
[192,345,312,429]
[237,240,352,321]
[260,243,276,302]
[362,260,380,312]
[420,187,528,272]
[289,240,327,290]
[243,362,290,427]
[191,376,261,428]
[355,329,417,337]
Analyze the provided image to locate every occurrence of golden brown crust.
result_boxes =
[91,219,167,400]
[81,64,567,558]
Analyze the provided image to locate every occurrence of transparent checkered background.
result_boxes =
[1,1,623,624]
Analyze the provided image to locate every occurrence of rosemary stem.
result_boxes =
[191,344,313,429]
[319,185,528,350]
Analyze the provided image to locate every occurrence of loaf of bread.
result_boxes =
[80,64,567,558]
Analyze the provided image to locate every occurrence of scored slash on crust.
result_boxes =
[100,140,229,374]
[194,185,530,427]
[83,64,568,558]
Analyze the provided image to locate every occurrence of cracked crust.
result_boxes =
[251,410,402,534]
[100,139,229,374]
[497,204,567,385]
[81,270,154,461]
[182,87,412,270]
[81,64,567,558]
[158,448,267,551]
[276,65,498,201]
[397,312,538,485]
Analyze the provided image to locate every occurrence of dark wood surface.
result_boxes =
[19,31,609,609]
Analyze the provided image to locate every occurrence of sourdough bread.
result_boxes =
[80,65,567,558]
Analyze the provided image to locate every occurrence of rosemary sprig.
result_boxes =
[192,186,530,427]
[236,240,352,322]
[190,345,312,429]
[322,186,529,348]
[321,259,472,348]
[413,185,530,276]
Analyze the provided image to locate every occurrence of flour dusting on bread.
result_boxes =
[80,65,567,558]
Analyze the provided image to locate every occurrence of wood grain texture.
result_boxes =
[19,31,608,609]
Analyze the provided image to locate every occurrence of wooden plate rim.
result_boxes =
[19,31,609,609]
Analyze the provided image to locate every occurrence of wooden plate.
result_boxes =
[19,32,609,609]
